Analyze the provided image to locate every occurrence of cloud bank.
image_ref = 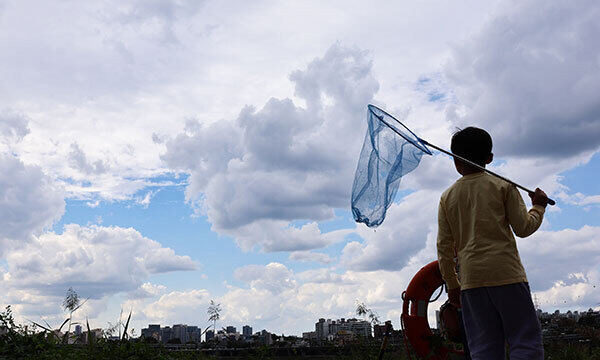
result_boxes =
[162,44,379,251]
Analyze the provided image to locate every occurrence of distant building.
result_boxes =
[302,331,317,340]
[316,317,371,340]
[258,330,273,346]
[315,318,332,339]
[187,326,200,343]
[335,318,371,338]
[81,328,103,344]
[372,321,404,347]
[242,325,252,339]
[139,324,204,344]
[172,324,188,343]
[373,324,386,339]
[205,329,214,341]
[161,326,173,343]
[226,326,237,334]
[74,325,82,336]
[141,324,161,341]
[374,321,396,340]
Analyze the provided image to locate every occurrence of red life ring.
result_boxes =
[401,260,464,359]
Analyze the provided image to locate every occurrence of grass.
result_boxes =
[3,306,600,359]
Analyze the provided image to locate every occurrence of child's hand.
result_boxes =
[448,287,461,308]
[529,188,549,208]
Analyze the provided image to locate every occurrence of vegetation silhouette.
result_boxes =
[1,291,600,359]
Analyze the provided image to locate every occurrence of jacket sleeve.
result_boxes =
[437,199,460,289]
[506,185,545,238]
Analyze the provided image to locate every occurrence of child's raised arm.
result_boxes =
[507,186,546,238]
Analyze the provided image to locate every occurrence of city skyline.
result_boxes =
[140,316,375,344]
[138,307,599,342]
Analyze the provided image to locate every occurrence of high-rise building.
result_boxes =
[161,326,173,343]
[74,325,82,336]
[316,317,372,339]
[226,326,237,334]
[373,324,385,339]
[259,330,273,345]
[187,326,200,343]
[172,324,188,343]
[242,325,252,339]
[346,319,372,337]
[315,318,332,339]
[205,329,214,341]
[141,324,161,340]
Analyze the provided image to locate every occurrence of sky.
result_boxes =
[1,0,600,338]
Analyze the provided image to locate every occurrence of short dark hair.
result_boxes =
[450,127,492,166]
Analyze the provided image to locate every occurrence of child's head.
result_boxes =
[451,127,493,173]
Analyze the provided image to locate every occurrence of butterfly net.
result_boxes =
[351,105,432,227]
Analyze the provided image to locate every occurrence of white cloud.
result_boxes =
[219,262,439,335]
[162,44,378,251]
[0,1,214,203]
[0,154,64,255]
[520,226,600,291]
[341,190,439,271]
[68,143,108,175]
[0,1,497,207]
[578,196,600,207]
[557,191,600,207]
[14,219,599,336]
[0,1,501,207]
[533,269,600,312]
[229,220,353,253]
[289,251,332,264]
[234,263,296,294]
[142,289,211,325]
[0,0,207,104]
[398,148,458,192]
[296,268,344,284]
[129,282,167,299]
[0,109,64,255]
[135,189,160,208]
[0,109,29,145]
[2,224,198,300]
[0,224,200,328]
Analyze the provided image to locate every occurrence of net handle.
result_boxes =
[419,139,555,206]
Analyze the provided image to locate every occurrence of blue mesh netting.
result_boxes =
[351,104,432,228]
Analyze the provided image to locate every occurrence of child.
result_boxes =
[436,127,548,360]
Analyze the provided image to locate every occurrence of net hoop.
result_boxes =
[367,104,432,155]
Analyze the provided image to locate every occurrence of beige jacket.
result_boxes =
[437,172,545,290]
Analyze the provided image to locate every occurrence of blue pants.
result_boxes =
[461,282,544,360]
